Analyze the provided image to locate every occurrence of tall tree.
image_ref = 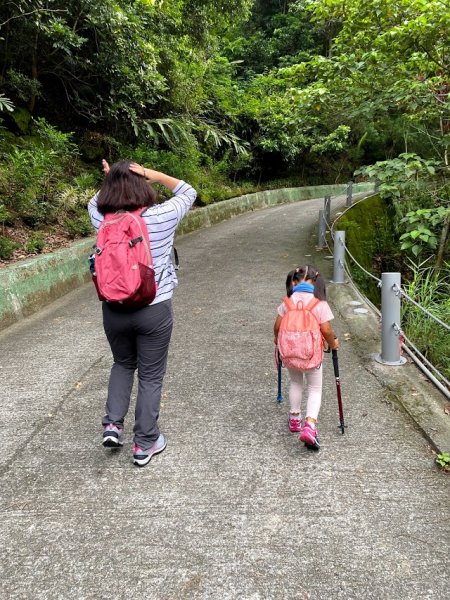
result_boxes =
[0,0,252,142]
[307,0,450,164]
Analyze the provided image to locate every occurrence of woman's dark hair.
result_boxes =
[96,160,157,215]
[286,264,327,300]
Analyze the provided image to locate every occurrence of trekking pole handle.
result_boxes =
[324,336,337,354]
[332,348,339,377]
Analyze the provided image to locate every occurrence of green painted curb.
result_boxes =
[0,183,373,331]
[0,239,94,331]
[177,183,373,235]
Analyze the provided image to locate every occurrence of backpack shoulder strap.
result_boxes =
[306,297,321,311]
[306,297,321,328]
[284,296,296,311]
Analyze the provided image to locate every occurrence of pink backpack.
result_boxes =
[91,210,157,308]
[277,295,323,370]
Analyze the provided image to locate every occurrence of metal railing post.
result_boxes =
[317,209,327,248]
[375,273,406,366]
[333,231,346,283]
[324,195,331,225]
[346,181,353,207]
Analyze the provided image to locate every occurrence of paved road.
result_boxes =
[1,196,449,600]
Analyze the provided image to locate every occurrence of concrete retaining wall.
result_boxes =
[177,183,373,235]
[0,239,94,331]
[0,183,373,331]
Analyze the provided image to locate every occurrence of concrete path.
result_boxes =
[0,196,449,600]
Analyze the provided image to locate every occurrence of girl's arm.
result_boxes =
[274,315,282,344]
[320,321,339,350]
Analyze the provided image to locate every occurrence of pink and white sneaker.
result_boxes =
[133,433,167,467]
[299,422,320,450]
[102,423,124,448]
[288,413,302,433]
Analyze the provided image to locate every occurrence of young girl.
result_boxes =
[273,265,339,449]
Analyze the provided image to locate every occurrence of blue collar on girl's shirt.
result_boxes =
[292,283,314,293]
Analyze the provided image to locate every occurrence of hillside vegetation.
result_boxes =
[0,1,448,273]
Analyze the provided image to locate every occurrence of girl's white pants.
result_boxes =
[287,365,322,420]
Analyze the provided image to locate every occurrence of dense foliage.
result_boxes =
[0,0,448,271]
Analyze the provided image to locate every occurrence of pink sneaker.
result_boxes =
[299,422,320,449]
[288,413,302,433]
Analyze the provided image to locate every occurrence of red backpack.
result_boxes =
[91,210,157,308]
[277,295,323,370]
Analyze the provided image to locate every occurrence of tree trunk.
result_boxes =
[435,213,450,271]
[28,35,38,114]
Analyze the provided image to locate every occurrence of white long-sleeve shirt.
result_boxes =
[88,180,197,304]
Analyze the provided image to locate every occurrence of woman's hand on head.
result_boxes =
[129,164,179,191]
[129,163,161,183]
[129,162,146,178]
[102,159,110,175]
[129,162,158,182]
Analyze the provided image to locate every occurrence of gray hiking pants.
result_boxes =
[102,299,173,450]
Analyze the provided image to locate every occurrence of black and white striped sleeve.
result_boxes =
[160,181,197,224]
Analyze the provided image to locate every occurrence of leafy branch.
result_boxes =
[0,8,67,30]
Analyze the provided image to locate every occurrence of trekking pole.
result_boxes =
[275,348,283,403]
[332,349,345,434]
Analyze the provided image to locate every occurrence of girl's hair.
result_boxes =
[285,264,327,300]
[96,160,157,215]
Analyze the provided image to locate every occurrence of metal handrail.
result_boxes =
[393,284,450,332]
[320,186,450,399]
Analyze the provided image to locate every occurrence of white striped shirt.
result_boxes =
[87,180,197,304]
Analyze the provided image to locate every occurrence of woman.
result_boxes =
[88,159,197,466]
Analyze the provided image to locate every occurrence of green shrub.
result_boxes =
[0,236,18,259]
[65,214,92,238]
[55,185,96,213]
[0,118,78,222]
[0,203,12,225]
[25,234,45,254]
[72,172,98,190]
